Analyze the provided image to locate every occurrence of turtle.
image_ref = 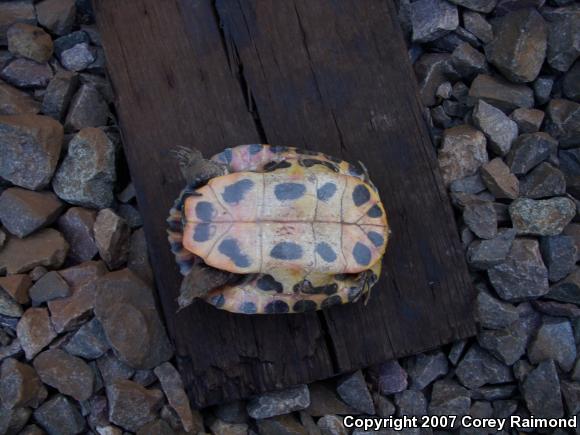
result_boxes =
[167,144,390,314]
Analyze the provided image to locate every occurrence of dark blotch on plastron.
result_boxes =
[274,183,306,201]
[348,163,363,176]
[256,274,283,293]
[240,301,257,314]
[293,300,318,312]
[264,300,290,314]
[193,223,214,242]
[248,144,262,155]
[367,231,384,247]
[270,242,303,260]
[195,201,215,222]
[216,148,232,164]
[321,295,342,309]
[167,219,181,232]
[222,179,254,204]
[316,182,337,202]
[325,154,342,163]
[271,145,289,153]
[348,286,363,302]
[352,184,371,206]
[317,283,338,295]
[210,294,225,308]
[316,242,337,263]
[294,280,313,293]
[218,238,251,268]
[367,204,383,218]
[334,273,354,281]
[264,160,292,172]
[353,242,372,266]
[301,159,339,172]
[170,241,183,253]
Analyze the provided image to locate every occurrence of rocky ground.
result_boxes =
[0,0,579,434]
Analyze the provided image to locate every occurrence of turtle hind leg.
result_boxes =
[171,146,228,186]
[177,262,237,310]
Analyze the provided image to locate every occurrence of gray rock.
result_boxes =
[64,84,108,131]
[510,197,576,236]
[60,42,95,72]
[208,419,248,435]
[471,384,517,401]
[53,127,116,208]
[532,300,580,318]
[0,114,63,190]
[64,317,110,359]
[468,74,534,112]
[0,79,40,115]
[0,337,23,361]
[371,360,408,395]
[436,81,452,100]
[443,98,469,117]
[448,0,496,12]
[0,274,31,305]
[563,60,580,102]
[132,369,157,388]
[559,148,580,197]
[247,384,310,419]
[154,362,196,432]
[394,390,427,417]
[480,158,519,199]
[506,132,557,175]
[410,0,458,43]
[1,58,53,88]
[0,187,63,238]
[545,8,580,72]
[414,53,458,107]
[545,99,580,148]
[94,209,130,270]
[106,379,164,432]
[214,400,249,424]
[317,415,346,435]
[34,395,86,435]
[336,370,374,415]
[373,394,395,418]
[117,203,143,229]
[475,290,519,329]
[561,381,580,415]
[493,399,518,418]
[36,0,76,36]
[472,101,518,156]
[94,269,173,369]
[306,381,357,416]
[546,267,580,305]
[521,360,563,418]
[128,228,154,285]
[463,11,493,44]
[0,287,23,318]
[0,405,31,435]
[451,43,488,79]
[450,174,487,194]
[463,201,497,239]
[520,163,566,199]
[137,419,177,435]
[509,108,544,134]
[455,344,513,389]
[57,207,98,262]
[0,228,68,274]
[16,307,56,360]
[0,357,46,409]
[34,348,94,401]
[477,320,528,365]
[0,1,36,46]
[488,238,548,301]
[29,270,71,304]
[428,379,471,418]
[485,9,547,83]
[540,235,577,282]
[406,350,448,391]
[42,71,79,121]
[7,23,53,64]
[528,316,576,372]
[438,124,488,186]
[534,76,554,105]
[97,351,135,386]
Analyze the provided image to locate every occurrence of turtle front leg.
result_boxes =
[172,146,228,187]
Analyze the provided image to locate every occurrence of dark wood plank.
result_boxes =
[95,0,476,408]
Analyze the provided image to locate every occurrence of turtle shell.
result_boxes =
[168,144,389,314]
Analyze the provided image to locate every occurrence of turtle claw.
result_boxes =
[171,146,228,185]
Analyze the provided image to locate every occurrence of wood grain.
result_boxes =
[95,0,476,408]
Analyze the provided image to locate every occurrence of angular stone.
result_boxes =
[468,74,534,112]
[485,9,546,83]
[29,270,70,305]
[475,290,518,329]
[510,108,544,134]
[406,350,448,391]
[0,358,46,408]
[53,127,116,208]
[34,348,94,401]
[563,60,580,102]
[94,209,130,270]
[373,394,395,418]
[137,419,175,435]
[1,58,53,88]
[520,163,566,199]
[19,424,46,435]
[0,229,68,274]
[317,415,346,435]
[410,0,458,43]
[436,81,452,100]
[117,203,143,229]
[256,414,308,435]
[463,201,497,239]
[0,338,23,362]
[247,385,310,419]
[438,124,488,186]
[545,99,580,148]
[547,267,580,305]
[450,174,486,194]
[0,1,36,46]
[64,317,109,360]
[477,320,527,365]
[472,100,518,156]
[214,400,249,423]
[560,148,580,197]
[533,75,554,105]
[510,197,576,236]
[16,307,56,360]
[541,235,577,282]
[154,362,195,432]
[34,395,85,435]
[528,317,576,372]
[107,380,164,431]
[394,390,427,417]
[57,207,98,262]
[7,23,53,64]
[64,84,108,131]
[533,300,580,318]
[0,274,31,305]
[97,351,135,386]
[545,8,580,72]
[0,79,40,115]
[94,269,173,369]
[305,381,357,417]
[369,360,408,395]
[449,0,496,12]
[0,188,63,238]
[128,228,154,285]
[428,379,471,418]
[59,42,95,72]
[336,370,374,415]
[133,369,157,388]
[480,158,518,199]
[414,53,458,107]
[506,132,557,175]
[455,344,513,389]
[209,419,248,435]
[451,43,488,79]
[561,381,580,416]
[36,0,76,36]
[42,71,79,121]
[0,114,63,190]
[0,405,31,434]
[0,287,23,317]
[463,11,493,44]
[522,360,563,418]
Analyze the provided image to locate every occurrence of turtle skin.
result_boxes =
[167,144,389,314]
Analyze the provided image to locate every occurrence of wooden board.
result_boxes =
[95,0,476,408]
